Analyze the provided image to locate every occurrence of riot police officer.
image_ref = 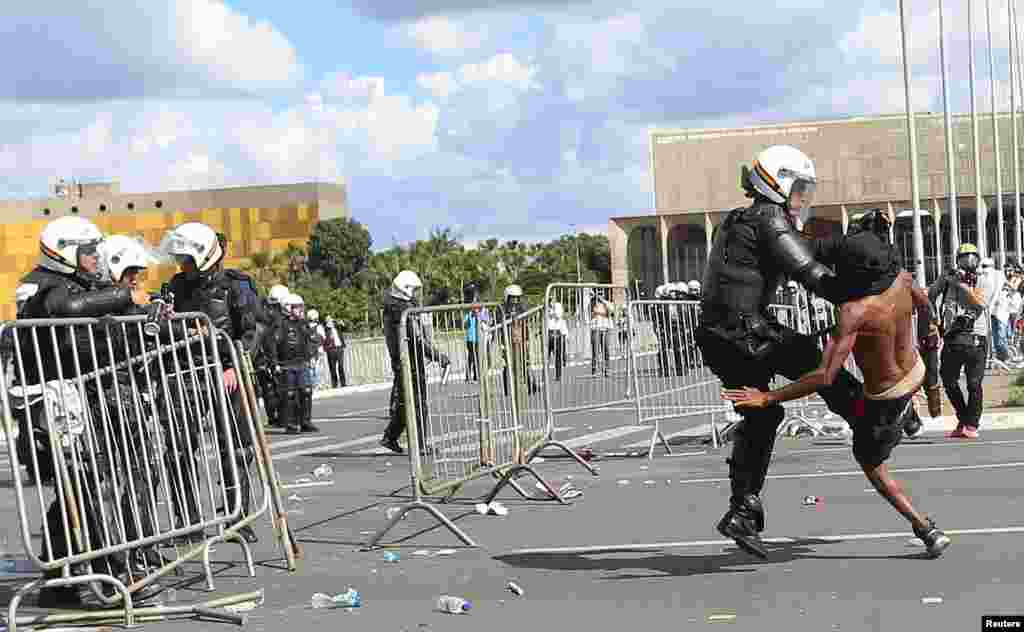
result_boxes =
[14,217,162,606]
[160,222,259,543]
[263,293,319,434]
[379,271,449,454]
[695,145,863,558]
[254,284,290,426]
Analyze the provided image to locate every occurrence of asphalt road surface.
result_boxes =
[3,372,1024,631]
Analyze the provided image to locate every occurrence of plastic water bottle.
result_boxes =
[437,595,471,614]
[382,551,400,563]
[313,464,333,479]
[311,588,361,609]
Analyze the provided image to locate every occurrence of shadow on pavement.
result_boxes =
[493,538,930,580]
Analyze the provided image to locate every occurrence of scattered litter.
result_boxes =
[575,447,595,461]
[385,461,392,467]
[640,465,649,471]
[643,480,657,487]
[287,493,303,503]
[383,551,400,563]
[617,480,630,486]
[864,488,875,493]
[529,456,546,464]
[921,596,943,605]
[906,538,923,547]
[534,481,582,500]
[311,588,361,609]
[435,549,456,557]
[586,425,593,430]
[436,595,471,614]
[412,550,432,557]
[360,530,375,536]
[475,502,508,516]
[385,507,406,521]
[296,477,313,484]
[802,495,821,506]
[665,480,672,485]
[313,464,333,479]
[707,613,737,623]
[507,581,524,597]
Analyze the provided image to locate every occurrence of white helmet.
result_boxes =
[504,284,523,299]
[786,280,799,290]
[268,284,290,304]
[283,293,305,317]
[308,309,319,322]
[687,280,701,295]
[392,270,423,301]
[748,145,817,207]
[38,216,104,275]
[160,222,223,273]
[653,284,667,298]
[98,235,154,284]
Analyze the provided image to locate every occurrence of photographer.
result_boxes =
[928,244,999,439]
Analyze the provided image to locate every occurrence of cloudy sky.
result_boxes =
[2,1,1021,248]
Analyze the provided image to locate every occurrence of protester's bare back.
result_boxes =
[842,271,919,395]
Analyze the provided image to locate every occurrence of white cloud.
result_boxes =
[458,53,538,89]
[404,15,488,54]
[0,0,303,101]
[167,152,229,189]
[417,72,459,99]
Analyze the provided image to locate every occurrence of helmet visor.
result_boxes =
[788,177,817,209]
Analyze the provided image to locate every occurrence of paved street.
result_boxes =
[3,375,1024,631]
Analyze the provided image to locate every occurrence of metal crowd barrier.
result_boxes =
[0,314,276,630]
[627,299,726,458]
[368,301,594,549]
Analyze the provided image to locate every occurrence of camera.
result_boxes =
[944,306,982,338]
[954,268,978,287]
[144,283,174,336]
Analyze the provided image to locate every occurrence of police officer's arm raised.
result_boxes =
[757,207,845,304]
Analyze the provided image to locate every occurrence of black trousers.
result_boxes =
[547,333,565,381]
[326,349,346,388]
[696,323,862,504]
[940,338,988,429]
[384,367,429,445]
[465,341,479,381]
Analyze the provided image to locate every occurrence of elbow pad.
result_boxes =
[59,287,134,318]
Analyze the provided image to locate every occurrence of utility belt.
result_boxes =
[698,308,782,362]
[945,333,987,348]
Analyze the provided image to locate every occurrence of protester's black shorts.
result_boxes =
[852,393,914,467]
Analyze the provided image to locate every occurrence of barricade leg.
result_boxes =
[8,574,135,632]
[523,439,599,476]
[483,464,570,505]
[364,500,478,550]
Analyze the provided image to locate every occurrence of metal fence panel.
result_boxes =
[0,314,273,629]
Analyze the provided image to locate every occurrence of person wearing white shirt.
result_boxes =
[547,299,568,381]
[590,296,613,377]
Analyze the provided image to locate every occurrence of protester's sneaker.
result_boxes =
[903,414,923,439]
[913,517,951,559]
[379,437,404,454]
[959,426,979,439]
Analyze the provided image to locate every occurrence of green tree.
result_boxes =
[307,217,372,287]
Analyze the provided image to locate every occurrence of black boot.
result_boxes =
[913,517,951,559]
[717,494,768,559]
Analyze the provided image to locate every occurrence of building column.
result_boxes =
[841,205,849,235]
[705,212,714,261]
[977,196,989,256]
[659,215,670,284]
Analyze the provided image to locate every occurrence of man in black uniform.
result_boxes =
[379,270,449,454]
[695,145,863,558]
[13,217,163,606]
[262,293,319,434]
[254,285,290,426]
[161,221,259,543]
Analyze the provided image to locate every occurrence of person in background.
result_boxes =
[589,294,613,377]
[546,299,568,382]
[929,244,998,439]
[992,280,1014,370]
[463,304,482,383]
[323,317,347,388]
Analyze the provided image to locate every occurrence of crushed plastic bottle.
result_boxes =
[802,495,820,506]
[311,588,361,609]
[436,595,471,614]
[507,581,524,597]
[383,551,400,563]
[313,464,333,479]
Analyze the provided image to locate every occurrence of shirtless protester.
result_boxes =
[722,210,951,559]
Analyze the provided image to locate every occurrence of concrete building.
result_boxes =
[610,112,1024,296]
[0,180,348,320]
